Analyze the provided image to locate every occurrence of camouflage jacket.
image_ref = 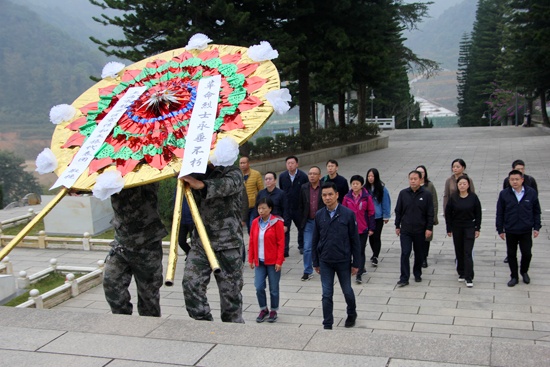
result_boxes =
[191,165,245,251]
[110,183,168,248]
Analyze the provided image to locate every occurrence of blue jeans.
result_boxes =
[303,219,315,275]
[319,260,356,328]
[400,231,425,282]
[254,261,281,310]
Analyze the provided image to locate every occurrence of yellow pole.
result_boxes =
[0,188,68,260]
[184,183,221,274]
[164,179,183,286]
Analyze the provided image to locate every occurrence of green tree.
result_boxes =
[457,32,472,126]
[0,151,42,207]
[503,0,550,125]
[459,0,507,127]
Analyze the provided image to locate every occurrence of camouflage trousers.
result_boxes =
[183,245,244,323]
[103,240,163,317]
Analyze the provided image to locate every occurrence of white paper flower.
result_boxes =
[185,33,212,50]
[92,170,125,200]
[49,104,77,124]
[35,148,58,174]
[210,137,239,167]
[265,88,292,115]
[101,61,126,79]
[247,41,279,62]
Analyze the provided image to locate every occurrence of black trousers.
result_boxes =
[368,218,384,258]
[506,232,532,279]
[451,226,475,281]
[285,209,304,253]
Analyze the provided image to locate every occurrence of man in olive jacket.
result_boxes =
[312,182,361,330]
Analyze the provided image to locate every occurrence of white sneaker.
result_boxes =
[458,277,465,282]
[466,280,473,288]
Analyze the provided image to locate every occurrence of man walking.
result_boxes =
[502,159,538,263]
[251,171,289,228]
[496,170,541,287]
[239,156,263,233]
[394,170,434,287]
[298,166,324,281]
[312,182,360,330]
[279,156,309,256]
[321,159,349,203]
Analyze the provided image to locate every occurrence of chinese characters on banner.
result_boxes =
[51,86,148,189]
[179,75,221,177]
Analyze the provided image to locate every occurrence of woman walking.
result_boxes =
[443,158,475,213]
[342,175,375,283]
[445,175,482,288]
[416,165,439,268]
[249,197,285,322]
[365,168,391,267]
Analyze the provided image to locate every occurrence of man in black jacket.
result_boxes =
[251,171,289,227]
[502,159,538,263]
[312,182,360,330]
[496,170,541,287]
[394,170,434,287]
[298,166,324,281]
[279,156,309,256]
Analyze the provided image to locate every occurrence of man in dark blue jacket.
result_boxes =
[312,182,361,330]
[251,171,289,226]
[496,170,541,287]
[279,156,309,256]
[394,170,434,287]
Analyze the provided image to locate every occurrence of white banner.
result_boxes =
[51,86,148,189]
[179,75,221,177]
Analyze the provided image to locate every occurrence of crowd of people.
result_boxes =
[101,145,541,330]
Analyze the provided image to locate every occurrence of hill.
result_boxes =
[0,0,107,141]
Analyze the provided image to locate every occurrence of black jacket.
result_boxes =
[298,182,324,229]
[312,204,361,267]
[279,169,309,211]
[251,187,290,224]
[496,186,541,234]
[394,186,434,234]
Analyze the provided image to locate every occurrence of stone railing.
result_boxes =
[0,231,171,253]
[14,258,104,309]
[0,209,36,230]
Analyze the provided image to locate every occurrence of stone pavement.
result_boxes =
[1,125,550,366]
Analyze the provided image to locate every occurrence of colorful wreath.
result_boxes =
[40,38,287,191]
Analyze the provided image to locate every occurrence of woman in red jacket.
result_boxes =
[342,175,375,284]
[249,197,285,323]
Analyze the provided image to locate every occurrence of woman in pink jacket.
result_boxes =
[342,175,375,284]
[249,197,285,323]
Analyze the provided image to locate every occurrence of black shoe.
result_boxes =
[344,312,357,328]
[323,325,332,330]
[422,260,428,268]
[521,273,530,284]
[396,280,409,287]
[371,257,378,266]
[284,253,289,258]
[355,274,362,284]
[301,273,313,281]
[507,278,518,287]
[503,256,508,263]
[298,247,304,255]
[415,277,422,282]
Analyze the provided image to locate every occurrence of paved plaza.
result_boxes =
[1,125,550,366]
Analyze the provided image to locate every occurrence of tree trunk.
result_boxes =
[540,90,549,126]
[298,60,311,150]
[325,105,335,128]
[357,84,366,124]
[338,92,346,128]
[311,101,317,129]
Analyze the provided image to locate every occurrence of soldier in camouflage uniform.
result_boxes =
[181,164,245,323]
[103,183,168,317]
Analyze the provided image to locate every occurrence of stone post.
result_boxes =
[1,256,13,274]
[66,273,79,297]
[29,289,43,309]
[17,271,30,289]
[38,231,46,249]
[82,232,91,251]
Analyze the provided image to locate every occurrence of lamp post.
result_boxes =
[369,89,375,119]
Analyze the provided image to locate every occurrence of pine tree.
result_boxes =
[457,32,472,126]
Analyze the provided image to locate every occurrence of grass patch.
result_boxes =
[3,272,84,307]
